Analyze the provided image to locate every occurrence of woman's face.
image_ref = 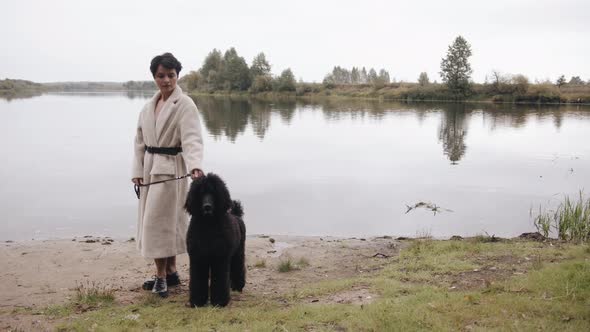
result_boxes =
[154,65,178,94]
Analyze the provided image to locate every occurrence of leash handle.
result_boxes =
[133,173,191,199]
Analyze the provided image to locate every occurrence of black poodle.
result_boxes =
[184,173,246,307]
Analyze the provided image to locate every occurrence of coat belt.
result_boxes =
[144,146,183,155]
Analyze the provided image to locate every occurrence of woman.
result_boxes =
[131,53,204,297]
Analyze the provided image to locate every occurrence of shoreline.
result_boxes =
[1,233,586,331]
[3,88,590,106]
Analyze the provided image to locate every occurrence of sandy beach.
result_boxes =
[0,234,400,330]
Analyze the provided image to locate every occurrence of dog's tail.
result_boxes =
[231,200,244,218]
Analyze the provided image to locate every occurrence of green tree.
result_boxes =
[568,76,584,85]
[511,74,529,94]
[200,49,224,88]
[222,48,251,91]
[556,75,567,88]
[322,73,335,87]
[351,67,360,84]
[360,67,368,84]
[418,72,430,86]
[440,35,473,96]
[378,69,390,84]
[367,68,377,84]
[277,68,296,91]
[250,53,271,77]
[180,71,202,91]
[250,75,273,92]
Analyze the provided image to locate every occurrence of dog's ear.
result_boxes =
[206,173,232,214]
[184,176,205,216]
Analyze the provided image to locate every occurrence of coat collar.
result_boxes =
[151,86,183,143]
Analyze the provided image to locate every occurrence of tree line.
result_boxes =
[182,38,588,102]
[181,48,296,93]
[322,66,391,87]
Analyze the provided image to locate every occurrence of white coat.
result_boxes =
[132,86,204,258]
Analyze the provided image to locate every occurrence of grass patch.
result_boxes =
[278,258,295,273]
[48,240,590,331]
[296,257,310,268]
[254,259,266,268]
[277,257,310,272]
[533,191,590,242]
[74,281,115,306]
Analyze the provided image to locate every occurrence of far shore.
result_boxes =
[3,77,590,106]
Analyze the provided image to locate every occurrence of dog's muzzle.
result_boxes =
[203,204,213,215]
[202,194,214,216]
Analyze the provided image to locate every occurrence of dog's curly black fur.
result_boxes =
[184,173,246,307]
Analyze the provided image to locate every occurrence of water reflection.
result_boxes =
[0,91,43,101]
[195,97,297,140]
[438,104,468,164]
[193,96,590,164]
[0,90,156,101]
[1,93,590,240]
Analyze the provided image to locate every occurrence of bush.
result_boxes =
[250,75,273,93]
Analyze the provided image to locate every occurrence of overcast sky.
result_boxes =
[2,0,588,83]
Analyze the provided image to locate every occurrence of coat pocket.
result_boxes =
[150,154,176,176]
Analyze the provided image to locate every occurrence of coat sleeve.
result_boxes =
[179,102,204,173]
[131,112,145,179]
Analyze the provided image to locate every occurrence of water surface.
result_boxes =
[1,93,589,240]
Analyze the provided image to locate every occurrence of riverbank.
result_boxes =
[187,82,590,105]
[1,234,588,331]
[3,78,589,106]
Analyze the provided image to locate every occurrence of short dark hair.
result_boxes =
[150,53,182,77]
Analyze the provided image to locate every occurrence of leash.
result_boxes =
[134,173,191,199]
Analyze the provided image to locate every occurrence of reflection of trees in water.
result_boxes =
[194,96,297,141]
[438,104,469,164]
[483,104,529,130]
[304,98,391,121]
[250,100,272,139]
[194,97,440,142]
[0,91,43,101]
[483,104,573,131]
[195,97,250,142]
[192,96,587,158]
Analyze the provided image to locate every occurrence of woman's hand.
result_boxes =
[132,178,143,185]
[191,169,204,180]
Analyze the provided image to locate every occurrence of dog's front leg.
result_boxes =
[210,257,231,307]
[189,255,209,307]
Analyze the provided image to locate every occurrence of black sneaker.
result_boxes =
[166,271,180,286]
[152,277,168,298]
[142,272,181,290]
